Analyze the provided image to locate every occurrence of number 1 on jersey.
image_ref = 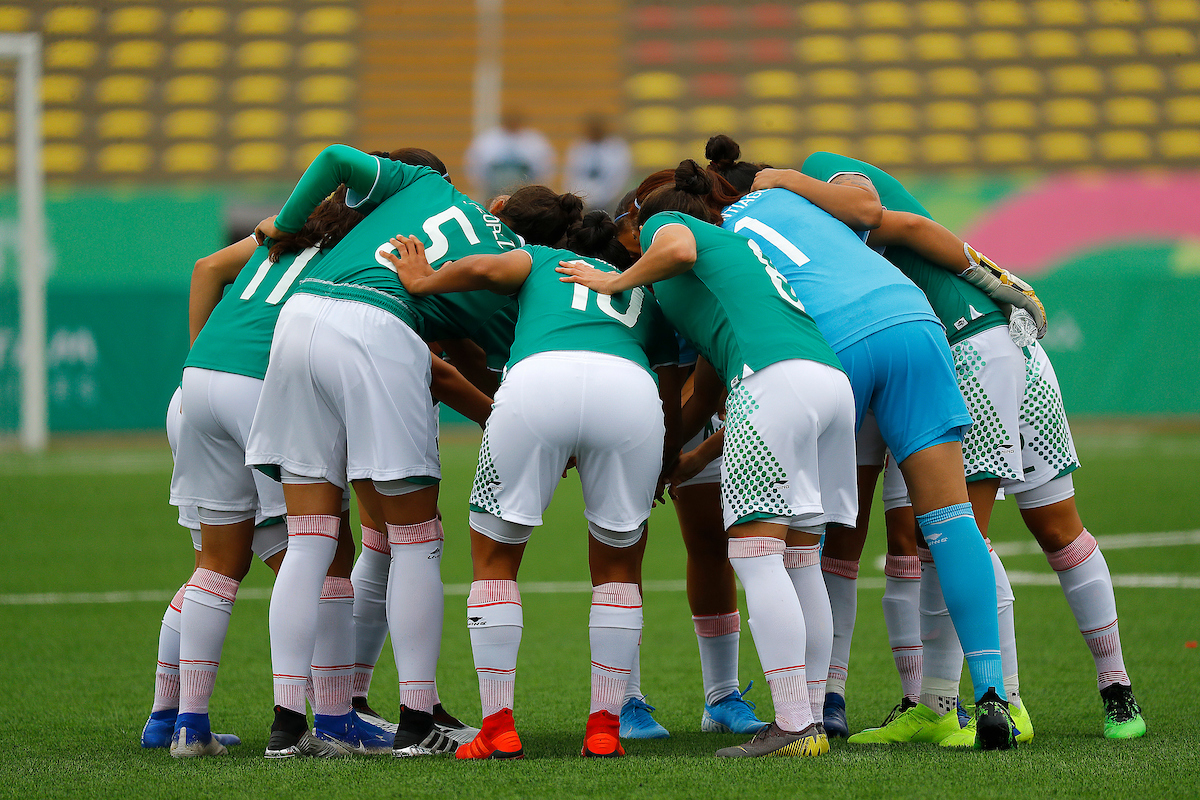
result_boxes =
[566,263,644,328]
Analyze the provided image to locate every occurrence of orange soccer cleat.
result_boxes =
[455,708,524,760]
[581,710,625,758]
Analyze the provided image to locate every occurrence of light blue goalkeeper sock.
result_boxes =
[915,503,1006,704]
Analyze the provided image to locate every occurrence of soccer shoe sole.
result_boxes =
[393,728,458,757]
[264,731,347,759]
[700,710,769,735]
[457,731,525,760]
[715,725,829,758]
[169,727,228,758]
[1104,715,1147,739]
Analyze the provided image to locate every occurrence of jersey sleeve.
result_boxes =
[638,211,692,253]
[275,145,424,232]
[801,152,932,219]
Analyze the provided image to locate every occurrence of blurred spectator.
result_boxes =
[465,109,555,202]
[563,114,632,213]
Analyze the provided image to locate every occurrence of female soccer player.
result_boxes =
[385,209,680,759]
[558,161,857,758]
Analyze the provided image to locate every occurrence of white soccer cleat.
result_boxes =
[170,726,229,758]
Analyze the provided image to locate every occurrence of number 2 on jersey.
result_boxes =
[239,246,320,305]
[566,262,644,328]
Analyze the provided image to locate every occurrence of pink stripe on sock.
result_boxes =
[884,554,921,580]
[152,672,180,713]
[592,582,641,608]
[320,576,354,601]
[728,536,784,559]
[188,568,239,602]
[361,526,388,554]
[179,669,217,715]
[287,514,340,540]
[693,611,740,638]
[399,685,436,713]
[275,681,306,715]
[767,673,813,732]
[387,518,442,546]
[916,545,933,564]
[1046,529,1098,572]
[480,677,514,719]
[468,579,521,606]
[351,667,373,698]
[590,672,626,715]
[827,665,848,684]
[894,652,923,702]
[821,555,860,579]
[784,545,820,569]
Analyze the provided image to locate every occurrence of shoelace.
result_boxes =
[632,697,657,713]
[880,702,909,726]
[737,680,758,711]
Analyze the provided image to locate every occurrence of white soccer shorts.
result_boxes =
[1003,340,1081,498]
[676,414,723,488]
[953,326,1027,486]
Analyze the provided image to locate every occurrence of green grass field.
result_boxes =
[2,422,1199,799]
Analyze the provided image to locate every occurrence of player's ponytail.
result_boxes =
[638,159,739,226]
[704,134,769,195]
[495,185,585,246]
[561,210,631,270]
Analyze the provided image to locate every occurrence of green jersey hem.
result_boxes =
[948,311,1007,346]
[296,279,421,331]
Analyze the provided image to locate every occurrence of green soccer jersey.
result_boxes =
[505,245,678,376]
[638,212,842,388]
[801,151,1006,345]
[276,145,522,347]
[184,242,326,380]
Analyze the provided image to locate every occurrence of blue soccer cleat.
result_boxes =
[313,712,367,755]
[142,709,240,750]
[353,709,395,754]
[169,713,228,758]
[822,692,850,739]
[619,696,670,739]
[702,682,770,735]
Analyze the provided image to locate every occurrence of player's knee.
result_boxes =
[470,510,533,546]
[587,521,645,549]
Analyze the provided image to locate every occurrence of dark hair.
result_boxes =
[613,188,638,232]
[496,186,585,246]
[270,185,363,261]
[705,134,769,195]
[369,147,449,179]
[560,210,632,270]
[637,160,740,226]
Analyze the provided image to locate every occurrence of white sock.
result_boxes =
[694,612,741,706]
[918,548,962,716]
[312,577,355,718]
[728,537,812,732]
[271,515,339,714]
[589,582,642,715]
[623,636,643,701]
[467,580,522,719]
[989,541,1020,708]
[386,518,444,714]
[178,569,239,716]
[821,556,858,698]
[882,554,922,703]
[152,585,185,713]
[1046,529,1130,689]
[351,525,390,699]
[785,544,831,722]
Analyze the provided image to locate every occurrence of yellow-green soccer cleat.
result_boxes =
[715,722,829,757]
[1100,683,1147,739]
[944,697,1033,747]
[847,701,961,744]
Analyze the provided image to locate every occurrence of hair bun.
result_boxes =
[705,134,741,167]
[674,159,713,195]
[557,192,585,220]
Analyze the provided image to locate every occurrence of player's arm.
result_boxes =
[751,168,883,230]
[436,338,500,398]
[655,363,685,504]
[258,145,382,239]
[557,223,696,295]
[188,235,258,346]
[679,356,721,443]
[430,353,493,428]
[668,428,724,497]
[383,235,532,296]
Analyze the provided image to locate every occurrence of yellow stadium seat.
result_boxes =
[164,75,220,105]
[986,99,1038,128]
[975,0,1027,26]
[46,40,99,70]
[1166,96,1200,124]
[0,6,31,32]
[802,2,853,29]
[629,105,682,135]
[745,137,796,165]
[915,32,964,60]
[1153,0,1200,21]
[1089,28,1140,57]
[109,41,166,70]
[231,109,287,139]
[233,75,290,105]
[921,133,972,163]
[979,132,1033,163]
[690,105,741,134]
[164,143,220,173]
[298,109,352,139]
[173,40,228,70]
[1027,30,1080,59]
[1106,96,1159,125]
[1094,0,1146,23]
[928,67,982,96]
[0,75,8,103]
[42,75,83,105]
[238,41,293,69]
[1043,97,1099,127]
[1039,131,1091,161]
[230,142,287,173]
[860,1,911,28]
[626,72,686,101]
[746,71,802,99]
[862,134,913,165]
[1111,63,1165,92]
[632,139,681,170]
[1033,0,1088,26]
[749,104,800,134]
[238,7,295,35]
[810,69,860,98]
[918,1,970,28]
[926,100,977,130]
[1051,65,1105,93]
[43,5,98,34]
[1099,130,1152,160]
[294,142,330,173]
[299,75,353,105]
[163,109,219,139]
[804,136,854,156]
[300,41,356,70]
[98,143,152,173]
[990,66,1043,95]
[1158,129,1200,158]
[856,34,909,62]
[44,143,87,174]
[109,6,163,35]
[0,110,10,138]
[173,7,229,35]
[970,31,1022,60]
[1175,63,1200,89]
[1145,27,1197,55]
[808,103,858,132]
[867,101,919,130]
[0,145,12,172]
[797,35,851,63]
[870,68,921,97]
[43,109,83,139]
[301,6,358,35]
[97,109,153,139]
[95,75,151,105]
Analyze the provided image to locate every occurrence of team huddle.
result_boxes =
[140,133,1146,761]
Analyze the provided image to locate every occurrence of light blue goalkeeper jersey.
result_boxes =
[721,188,939,352]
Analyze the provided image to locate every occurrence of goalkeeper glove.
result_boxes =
[959,243,1047,339]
